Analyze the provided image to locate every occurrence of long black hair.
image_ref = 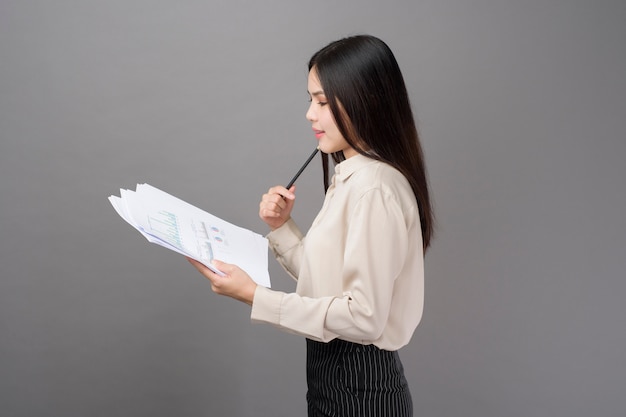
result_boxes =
[308,35,434,251]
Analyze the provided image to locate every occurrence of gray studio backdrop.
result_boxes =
[1,1,625,416]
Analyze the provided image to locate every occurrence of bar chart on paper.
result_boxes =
[109,184,271,287]
[146,209,237,265]
[147,209,183,248]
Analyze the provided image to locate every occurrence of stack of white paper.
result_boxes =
[109,184,271,288]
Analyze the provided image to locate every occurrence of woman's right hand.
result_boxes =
[259,185,296,230]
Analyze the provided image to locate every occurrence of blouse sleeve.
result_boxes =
[266,218,305,281]
[251,188,410,344]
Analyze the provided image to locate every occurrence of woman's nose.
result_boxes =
[306,103,316,122]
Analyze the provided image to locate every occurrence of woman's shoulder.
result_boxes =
[350,158,414,201]
[353,157,407,186]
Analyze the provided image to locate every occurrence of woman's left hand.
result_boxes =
[187,258,257,306]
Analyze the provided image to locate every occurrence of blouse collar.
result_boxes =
[334,153,377,182]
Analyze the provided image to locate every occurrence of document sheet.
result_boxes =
[109,184,270,288]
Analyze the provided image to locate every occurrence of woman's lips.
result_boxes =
[313,129,324,139]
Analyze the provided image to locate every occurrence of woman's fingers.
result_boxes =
[259,185,296,229]
[187,257,257,305]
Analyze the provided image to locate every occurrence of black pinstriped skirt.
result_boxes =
[306,338,413,417]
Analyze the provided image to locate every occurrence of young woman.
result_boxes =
[188,34,434,417]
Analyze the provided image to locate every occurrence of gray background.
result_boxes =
[1,1,625,416]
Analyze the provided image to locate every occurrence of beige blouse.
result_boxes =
[251,154,424,351]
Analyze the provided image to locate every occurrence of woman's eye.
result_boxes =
[307,97,327,106]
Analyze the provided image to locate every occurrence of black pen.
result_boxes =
[286,147,320,189]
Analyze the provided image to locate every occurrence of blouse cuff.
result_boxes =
[266,218,303,256]
[251,285,284,326]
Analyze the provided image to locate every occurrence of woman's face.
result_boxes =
[306,68,357,158]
